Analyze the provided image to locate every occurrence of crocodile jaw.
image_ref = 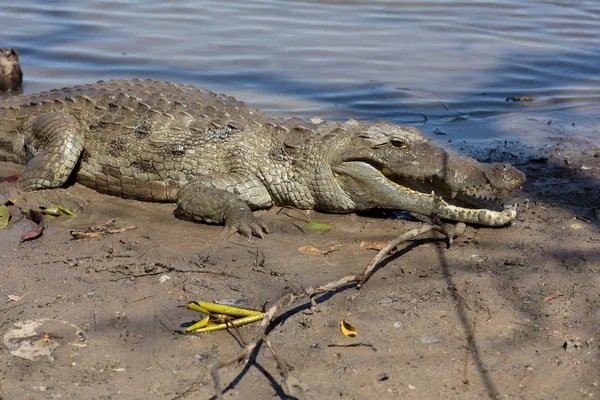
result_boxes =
[432,194,517,226]
[332,161,517,226]
[378,167,511,211]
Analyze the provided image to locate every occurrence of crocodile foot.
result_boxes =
[177,180,271,239]
[220,214,270,239]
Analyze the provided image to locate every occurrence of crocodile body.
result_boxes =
[0,79,525,237]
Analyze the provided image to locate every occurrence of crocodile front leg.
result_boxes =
[176,172,271,238]
[18,112,85,191]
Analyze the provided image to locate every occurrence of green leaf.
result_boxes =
[40,206,61,216]
[40,204,75,217]
[0,205,10,229]
[303,221,333,231]
[56,205,76,216]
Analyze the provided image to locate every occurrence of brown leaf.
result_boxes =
[6,292,28,302]
[360,240,389,251]
[544,293,563,302]
[297,245,324,255]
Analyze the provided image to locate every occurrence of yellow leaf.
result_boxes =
[570,224,581,230]
[340,319,357,337]
[184,301,264,333]
[185,315,210,332]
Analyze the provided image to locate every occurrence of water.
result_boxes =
[2,0,600,146]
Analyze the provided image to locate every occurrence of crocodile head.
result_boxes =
[331,121,526,226]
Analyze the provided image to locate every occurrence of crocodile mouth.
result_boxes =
[380,168,510,212]
[333,160,519,226]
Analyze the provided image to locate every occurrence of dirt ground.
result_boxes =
[0,131,599,400]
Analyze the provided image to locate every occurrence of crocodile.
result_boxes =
[0,48,22,91]
[0,79,525,237]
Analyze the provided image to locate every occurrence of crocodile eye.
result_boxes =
[390,138,408,149]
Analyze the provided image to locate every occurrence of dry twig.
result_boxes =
[70,219,137,239]
[208,221,465,399]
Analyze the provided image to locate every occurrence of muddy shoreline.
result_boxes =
[1,124,599,399]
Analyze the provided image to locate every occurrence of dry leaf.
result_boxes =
[297,245,324,255]
[544,293,563,302]
[70,219,136,239]
[324,244,342,254]
[360,240,389,251]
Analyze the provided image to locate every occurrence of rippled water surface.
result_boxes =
[2,0,600,143]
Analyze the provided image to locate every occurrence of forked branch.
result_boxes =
[207,221,465,399]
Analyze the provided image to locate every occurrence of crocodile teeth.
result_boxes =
[451,190,458,199]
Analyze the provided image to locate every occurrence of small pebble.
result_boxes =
[332,366,356,374]
[195,352,215,361]
[563,340,575,351]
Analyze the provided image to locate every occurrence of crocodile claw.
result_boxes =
[221,217,270,239]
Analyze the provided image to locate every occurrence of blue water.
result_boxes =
[2,0,600,144]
